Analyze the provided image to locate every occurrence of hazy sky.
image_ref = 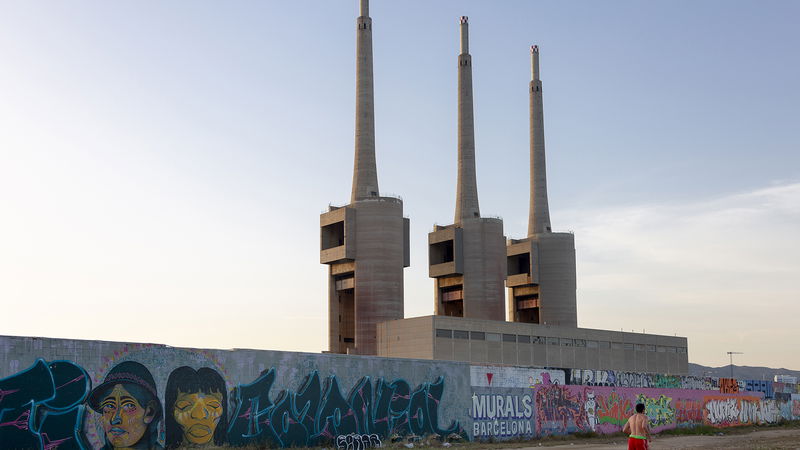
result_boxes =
[1,1,798,370]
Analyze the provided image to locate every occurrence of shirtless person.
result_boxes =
[622,403,651,449]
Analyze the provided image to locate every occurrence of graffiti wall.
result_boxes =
[472,367,800,441]
[570,368,717,390]
[3,335,798,448]
[0,336,470,449]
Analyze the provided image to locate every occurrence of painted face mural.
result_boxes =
[164,366,227,448]
[98,384,155,448]
[88,361,163,450]
[173,391,223,444]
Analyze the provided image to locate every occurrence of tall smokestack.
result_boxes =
[455,16,480,223]
[351,0,379,202]
[528,45,551,235]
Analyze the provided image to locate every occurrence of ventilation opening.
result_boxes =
[515,298,539,323]
[440,286,463,317]
[507,252,531,276]
[321,221,345,250]
[430,239,455,265]
[337,285,355,353]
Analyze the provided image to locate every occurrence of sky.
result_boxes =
[1,1,798,370]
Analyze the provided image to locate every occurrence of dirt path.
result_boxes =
[509,427,800,449]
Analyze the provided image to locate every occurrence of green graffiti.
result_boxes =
[597,391,632,426]
[636,394,675,427]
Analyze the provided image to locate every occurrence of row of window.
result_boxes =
[435,329,687,354]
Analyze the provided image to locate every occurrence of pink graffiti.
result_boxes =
[0,388,21,403]
[41,433,72,450]
[0,409,30,431]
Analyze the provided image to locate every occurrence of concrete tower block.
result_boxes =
[507,45,577,327]
[429,17,506,322]
[322,0,409,356]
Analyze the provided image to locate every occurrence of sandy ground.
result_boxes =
[509,428,800,449]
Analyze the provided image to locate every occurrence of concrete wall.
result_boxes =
[2,335,797,449]
[0,335,468,449]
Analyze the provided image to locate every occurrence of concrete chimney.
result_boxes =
[322,0,410,356]
[528,45,551,235]
[351,0,379,202]
[455,16,480,224]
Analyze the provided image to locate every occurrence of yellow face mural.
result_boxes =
[99,384,156,449]
[173,390,224,445]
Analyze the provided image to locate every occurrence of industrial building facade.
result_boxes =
[321,0,689,375]
[378,316,688,374]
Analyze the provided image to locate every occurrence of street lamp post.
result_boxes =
[727,351,743,378]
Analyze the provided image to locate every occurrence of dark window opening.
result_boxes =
[321,221,345,250]
[430,240,455,265]
[507,252,531,276]
[436,329,452,338]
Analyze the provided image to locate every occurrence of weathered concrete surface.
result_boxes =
[0,334,470,449]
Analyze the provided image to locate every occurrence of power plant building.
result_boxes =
[320,0,410,356]
[428,17,506,322]
[507,46,578,327]
[322,1,689,374]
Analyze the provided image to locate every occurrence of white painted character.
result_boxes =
[585,391,598,431]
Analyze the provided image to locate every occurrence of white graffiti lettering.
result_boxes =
[335,433,382,450]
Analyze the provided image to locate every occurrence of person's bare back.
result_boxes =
[623,403,651,449]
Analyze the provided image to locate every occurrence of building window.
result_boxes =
[635,344,645,351]
[647,344,656,352]
[574,339,586,348]
[503,334,517,343]
[587,340,598,348]
[677,347,687,354]
[623,343,634,351]
[485,333,500,342]
[561,338,573,347]
[518,335,531,344]
[453,330,469,340]
[547,337,559,346]
[667,346,677,353]
[599,341,610,349]
[532,336,545,344]
[657,346,666,352]
[612,342,623,350]
[471,331,486,341]
[435,329,452,338]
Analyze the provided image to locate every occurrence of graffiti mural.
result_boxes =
[226,370,466,447]
[719,378,739,394]
[164,366,227,448]
[0,341,467,449]
[674,398,703,424]
[569,369,715,390]
[0,359,90,450]
[702,395,782,426]
[3,336,799,447]
[635,394,675,427]
[596,390,632,426]
[534,384,586,435]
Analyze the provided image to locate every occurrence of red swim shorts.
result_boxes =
[628,437,649,450]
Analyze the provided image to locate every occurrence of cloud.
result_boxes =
[559,181,800,369]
